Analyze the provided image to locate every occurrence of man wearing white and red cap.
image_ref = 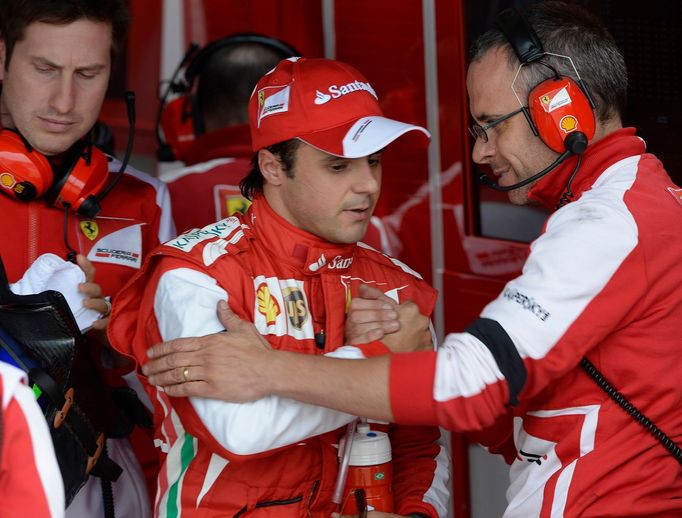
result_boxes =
[108,57,450,517]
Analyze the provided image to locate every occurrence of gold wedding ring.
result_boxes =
[182,367,190,383]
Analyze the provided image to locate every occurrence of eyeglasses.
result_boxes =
[468,107,525,143]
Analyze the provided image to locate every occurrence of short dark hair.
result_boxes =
[470,1,627,123]
[0,0,130,67]
[240,139,300,200]
[197,41,290,130]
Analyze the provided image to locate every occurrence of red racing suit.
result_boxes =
[159,124,253,234]
[0,361,64,518]
[390,129,682,517]
[109,196,450,518]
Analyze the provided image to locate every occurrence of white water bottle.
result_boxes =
[340,421,394,513]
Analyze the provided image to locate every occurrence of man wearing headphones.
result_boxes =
[110,57,450,517]
[0,1,174,516]
[141,2,682,516]
[158,35,296,233]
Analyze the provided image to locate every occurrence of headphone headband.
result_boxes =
[496,8,545,64]
[185,33,300,85]
[156,33,299,162]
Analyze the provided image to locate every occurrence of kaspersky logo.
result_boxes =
[314,80,378,105]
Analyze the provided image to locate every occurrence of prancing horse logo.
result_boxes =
[80,220,99,240]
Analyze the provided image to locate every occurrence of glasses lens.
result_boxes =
[469,124,487,142]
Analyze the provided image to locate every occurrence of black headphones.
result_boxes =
[156,33,299,162]
[479,8,597,193]
[496,8,596,155]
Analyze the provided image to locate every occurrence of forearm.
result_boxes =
[265,351,395,422]
[155,268,356,455]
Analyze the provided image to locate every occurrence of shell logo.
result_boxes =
[560,115,578,133]
[0,172,15,189]
[256,283,280,325]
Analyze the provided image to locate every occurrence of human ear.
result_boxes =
[258,148,286,186]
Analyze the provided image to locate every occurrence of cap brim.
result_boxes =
[298,116,430,158]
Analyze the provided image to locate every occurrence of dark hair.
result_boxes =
[470,1,627,123]
[197,41,290,130]
[240,139,300,200]
[0,0,130,67]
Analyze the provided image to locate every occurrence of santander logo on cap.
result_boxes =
[249,57,429,156]
[313,80,378,105]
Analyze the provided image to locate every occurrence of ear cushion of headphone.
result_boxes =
[528,76,596,154]
[0,130,53,200]
[47,144,110,214]
[159,96,197,162]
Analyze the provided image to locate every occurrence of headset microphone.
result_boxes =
[478,131,586,191]
[479,151,570,192]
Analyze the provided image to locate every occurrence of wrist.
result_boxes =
[260,348,283,396]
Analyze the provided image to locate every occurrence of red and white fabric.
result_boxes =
[390,129,682,517]
[0,361,64,518]
[109,195,450,518]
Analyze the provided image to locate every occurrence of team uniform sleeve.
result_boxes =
[390,198,642,432]
[0,364,64,518]
[153,267,356,460]
[389,423,451,517]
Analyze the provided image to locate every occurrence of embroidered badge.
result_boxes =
[80,220,99,240]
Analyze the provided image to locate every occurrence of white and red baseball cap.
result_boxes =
[249,57,429,157]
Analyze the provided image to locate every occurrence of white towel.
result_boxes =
[10,253,101,331]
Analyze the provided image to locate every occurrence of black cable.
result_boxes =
[556,154,582,209]
[62,203,78,264]
[100,442,116,518]
[96,92,136,204]
[581,357,682,465]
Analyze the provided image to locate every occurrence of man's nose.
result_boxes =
[50,75,76,114]
[471,135,494,165]
[354,161,381,194]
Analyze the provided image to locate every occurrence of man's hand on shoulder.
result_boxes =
[142,301,273,401]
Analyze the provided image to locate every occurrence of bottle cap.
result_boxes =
[348,427,391,466]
